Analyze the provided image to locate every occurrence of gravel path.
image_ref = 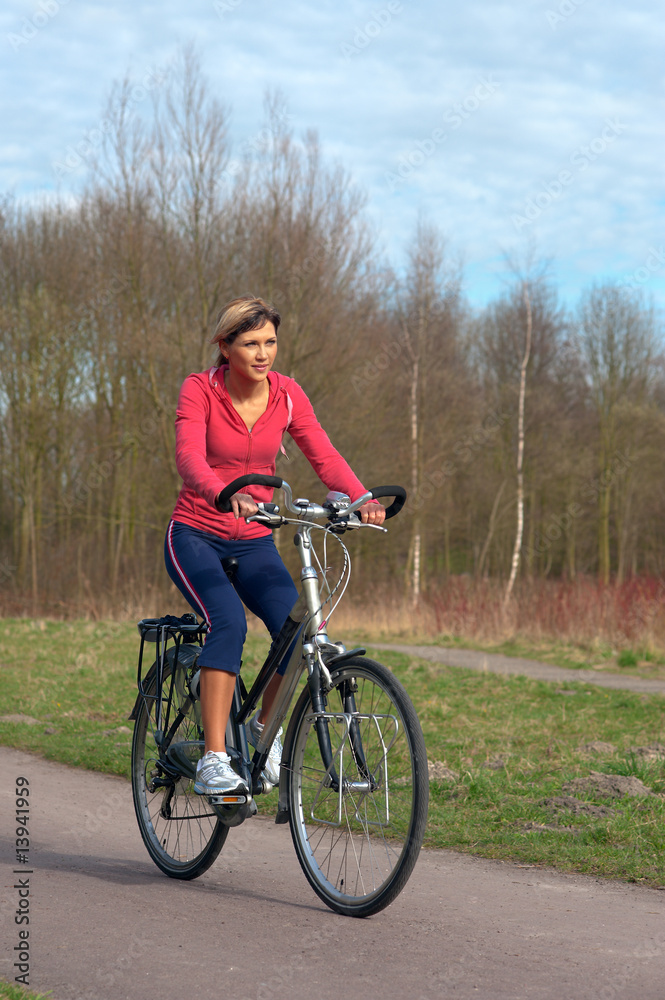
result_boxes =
[368,643,665,695]
[1,745,665,1000]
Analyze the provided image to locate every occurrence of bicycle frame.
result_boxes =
[230,520,365,800]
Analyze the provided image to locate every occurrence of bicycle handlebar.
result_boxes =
[367,485,406,520]
[215,474,406,520]
[215,474,284,513]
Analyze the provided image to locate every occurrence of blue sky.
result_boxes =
[1,0,663,311]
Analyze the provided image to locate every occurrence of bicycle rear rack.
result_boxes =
[131,614,206,732]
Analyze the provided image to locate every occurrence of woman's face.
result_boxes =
[223,321,278,383]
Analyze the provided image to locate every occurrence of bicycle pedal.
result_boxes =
[206,793,248,805]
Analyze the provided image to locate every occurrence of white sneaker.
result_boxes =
[248,712,283,785]
[194,751,248,796]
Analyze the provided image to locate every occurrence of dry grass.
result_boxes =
[425,575,665,649]
[0,581,184,623]
[329,575,665,654]
[3,574,665,661]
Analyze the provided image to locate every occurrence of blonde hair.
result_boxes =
[211,295,281,366]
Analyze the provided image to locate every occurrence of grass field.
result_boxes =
[1,618,664,886]
[0,982,50,999]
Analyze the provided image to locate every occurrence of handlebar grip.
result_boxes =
[215,474,284,513]
[369,485,407,520]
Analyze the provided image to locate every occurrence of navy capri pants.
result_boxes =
[164,520,299,675]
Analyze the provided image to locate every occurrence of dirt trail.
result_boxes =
[369,642,665,695]
[1,745,664,1000]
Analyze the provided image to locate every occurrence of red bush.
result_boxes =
[423,575,665,649]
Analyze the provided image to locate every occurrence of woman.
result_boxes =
[165,295,385,796]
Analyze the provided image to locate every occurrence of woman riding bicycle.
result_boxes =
[164,295,385,798]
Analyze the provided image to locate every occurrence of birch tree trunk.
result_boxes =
[409,350,421,605]
[400,320,421,604]
[478,479,507,579]
[504,284,532,608]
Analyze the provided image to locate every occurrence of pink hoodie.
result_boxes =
[171,366,370,540]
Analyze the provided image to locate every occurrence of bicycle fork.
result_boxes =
[307,710,398,828]
[307,666,390,794]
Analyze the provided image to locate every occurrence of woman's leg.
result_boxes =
[258,671,285,723]
[165,521,247,668]
[199,668,236,754]
[231,535,300,721]
[164,521,247,753]
[165,527,297,787]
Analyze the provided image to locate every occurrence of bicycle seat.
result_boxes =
[222,557,239,582]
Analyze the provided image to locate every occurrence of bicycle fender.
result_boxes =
[323,646,366,668]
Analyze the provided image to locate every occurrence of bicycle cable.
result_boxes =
[315,524,352,626]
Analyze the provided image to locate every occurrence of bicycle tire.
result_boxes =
[131,648,229,879]
[286,656,428,917]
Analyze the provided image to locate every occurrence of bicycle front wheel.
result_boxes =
[286,656,428,917]
[131,648,229,879]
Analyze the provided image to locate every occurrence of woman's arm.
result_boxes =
[174,375,229,508]
[285,380,385,524]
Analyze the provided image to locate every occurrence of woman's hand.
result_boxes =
[215,491,259,519]
[358,501,386,526]
[231,492,260,519]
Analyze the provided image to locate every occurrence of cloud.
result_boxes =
[1,0,663,308]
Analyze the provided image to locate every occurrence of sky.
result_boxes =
[1,0,663,312]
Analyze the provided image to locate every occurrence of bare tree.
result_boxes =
[398,221,460,604]
[6,55,665,618]
[578,284,656,583]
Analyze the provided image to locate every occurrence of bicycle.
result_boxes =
[129,474,429,917]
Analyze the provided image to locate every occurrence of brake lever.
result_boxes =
[246,503,285,527]
[246,512,286,526]
[329,514,387,533]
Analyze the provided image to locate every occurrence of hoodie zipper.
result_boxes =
[212,373,285,539]
[231,426,254,540]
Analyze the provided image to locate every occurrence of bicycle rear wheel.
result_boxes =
[286,656,428,917]
[131,646,229,879]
